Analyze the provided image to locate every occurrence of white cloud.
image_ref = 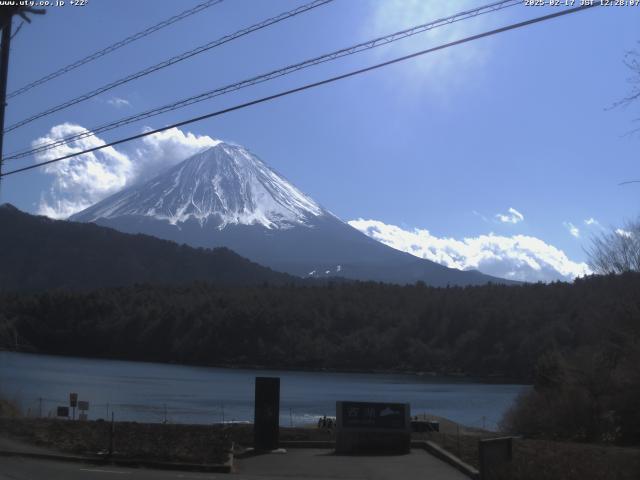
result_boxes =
[34,124,220,219]
[563,222,580,238]
[34,123,134,219]
[348,218,590,283]
[616,228,633,238]
[107,97,130,108]
[584,217,599,226]
[495,207,524,224]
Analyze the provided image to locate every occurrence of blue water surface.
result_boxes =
[0,352,528,429]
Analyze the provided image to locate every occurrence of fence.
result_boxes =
[17,395,338,427]
[15,397,503,451]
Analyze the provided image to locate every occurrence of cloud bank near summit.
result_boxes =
[33,123,220,219]
[349,218,590,283]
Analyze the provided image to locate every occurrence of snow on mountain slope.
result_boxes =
[72,143,324,229]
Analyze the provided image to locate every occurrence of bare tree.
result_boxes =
[586,219,640,274]
[616,46,640,186]
[615,47,640,112]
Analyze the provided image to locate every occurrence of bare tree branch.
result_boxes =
[611,47,640,110]
[586,219,640,274]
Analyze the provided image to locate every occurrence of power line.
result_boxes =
[10,21,24,40]
[6,0,224,100]
[0,3,597,179]
[5,0,519,159]
[6,0,521,161]
[4,0,334,134]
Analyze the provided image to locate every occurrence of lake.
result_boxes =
[0,352,527,430]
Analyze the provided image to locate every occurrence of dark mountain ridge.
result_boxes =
[0,203,299,291]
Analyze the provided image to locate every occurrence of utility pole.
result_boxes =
[0,7,45,189]
[0,17,12,184]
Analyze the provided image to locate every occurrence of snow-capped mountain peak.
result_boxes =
[71,142,325,230]
[70,139,510,286]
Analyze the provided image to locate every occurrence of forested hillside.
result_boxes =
[0,204,298,290]
[1,273,638,383]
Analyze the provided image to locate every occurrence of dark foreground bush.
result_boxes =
[495,439,640,480]
[501,345,640,445]
[419,428,640,480]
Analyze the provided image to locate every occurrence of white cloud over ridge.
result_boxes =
[348,219,590,283]
[496,207,524,224]
[34,124,220,219]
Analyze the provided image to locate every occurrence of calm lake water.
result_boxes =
[0,352,528,430]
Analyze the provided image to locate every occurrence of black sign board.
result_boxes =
[479,437,513,480]
[57,406,69,417]
[339,401,408,430]
[336,401,411,454]
[254,377,280,451]
[69,393,78,408]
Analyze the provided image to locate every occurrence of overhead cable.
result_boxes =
[6,0,520,160]
[0,3,598,178]
[7,0,224,99]
[4,0,334,133]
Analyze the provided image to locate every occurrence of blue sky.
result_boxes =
[1,0,638,281]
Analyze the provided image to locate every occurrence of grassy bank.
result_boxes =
[418,429,640,480]
[0,417,336,464]
[0,418,233,464]
[1,416,638,478]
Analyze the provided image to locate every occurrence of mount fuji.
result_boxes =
[70,142,508,286]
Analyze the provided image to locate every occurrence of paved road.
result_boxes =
[234,448,469,480]
[0,449,469,480]
[0,456,220,480]
[0,435,62,455]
